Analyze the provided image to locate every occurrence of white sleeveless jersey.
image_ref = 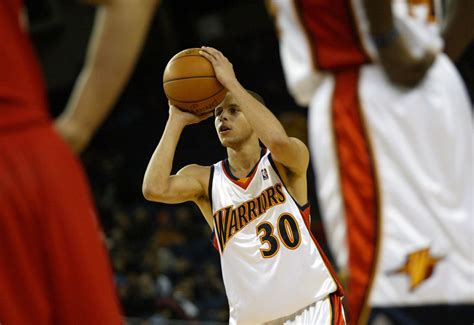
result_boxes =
[270,0,443,106]
[210,150,341,325]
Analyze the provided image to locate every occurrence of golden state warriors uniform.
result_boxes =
[270,0,473,323]
[210,149,344,324]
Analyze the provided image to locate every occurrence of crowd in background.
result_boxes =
[84,151,228,323]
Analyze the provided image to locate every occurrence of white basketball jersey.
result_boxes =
[210,150,341,325]
[270,0,474,317]
[270,0,443,106]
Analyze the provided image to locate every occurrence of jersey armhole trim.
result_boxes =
[268,152,309,210]
[208,164,215,212]
[209,165,221,254]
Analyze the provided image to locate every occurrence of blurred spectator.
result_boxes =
[100,200,228,322]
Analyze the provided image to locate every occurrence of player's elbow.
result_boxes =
[142,182,166,202]
[142,183,155,201]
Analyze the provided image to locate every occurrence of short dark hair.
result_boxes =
[247,90,266,106]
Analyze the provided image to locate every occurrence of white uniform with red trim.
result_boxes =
[210,150,342,325]
[271,0,473,313]
[271,0,443,106]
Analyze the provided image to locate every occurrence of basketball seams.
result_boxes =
[163,55,215,82]
[166,87,226,104]
[163,75,217,83]
[169,54,208,63]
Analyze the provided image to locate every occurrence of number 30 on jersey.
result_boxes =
[256,213,302,258]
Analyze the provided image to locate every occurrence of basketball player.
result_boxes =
[268,0,473,324]
[143,46,345,324]
[0,0,157,323]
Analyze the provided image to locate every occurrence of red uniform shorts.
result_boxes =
[0,121,122,324]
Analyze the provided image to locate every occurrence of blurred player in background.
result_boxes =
[268,0,473,324]
[143,47,345,324]
[0,0,157,323]
[55,0,159,153]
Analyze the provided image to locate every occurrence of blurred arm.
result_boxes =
[442,0,474,62]
[363,0,394,36]
[55,0,159,153]
[363,0,436,87]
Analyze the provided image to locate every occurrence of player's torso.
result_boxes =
[0,0,49,130]
[269,0,443,105]
[308,51,474,306]
[210,150,338,324]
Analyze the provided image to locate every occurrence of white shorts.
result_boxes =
[264,293,346,325]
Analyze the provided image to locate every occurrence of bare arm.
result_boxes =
[442,0,474,62]
[363,0,436,87]
[199,47,309,176]
[55,0,159,153]
[142,106,213,205]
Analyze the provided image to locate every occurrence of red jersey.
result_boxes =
[0,0,50,129]
[296,0,370,70]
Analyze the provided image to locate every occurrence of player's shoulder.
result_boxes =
[178,164,213,204]
[177,164,211,175]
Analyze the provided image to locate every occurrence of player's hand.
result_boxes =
[169,102,213,126]
[54,116,93,154]
[377,36,437,88]
[199,46,238,90]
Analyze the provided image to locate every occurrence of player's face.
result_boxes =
[214,93,253,147]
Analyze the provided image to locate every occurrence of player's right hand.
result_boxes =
[377,36,437,88]
[169,102,213,126]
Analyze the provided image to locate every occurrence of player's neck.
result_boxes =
[226,142,262,179]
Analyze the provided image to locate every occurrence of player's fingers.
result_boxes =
[202,46,219,54]
[212,48,225,59]
[199,47,214,57]
[200,111,214,121]
[406,50,436,86]
[199,49,216,62]
[418,49,436,74]
[202,46,224,60]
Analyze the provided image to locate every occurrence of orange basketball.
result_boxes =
[163,48,226,115]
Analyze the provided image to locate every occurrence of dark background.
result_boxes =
[26,0,473,322]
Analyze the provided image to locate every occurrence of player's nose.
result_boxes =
[219,109,229,121]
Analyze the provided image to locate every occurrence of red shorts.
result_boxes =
[0,122,122,324]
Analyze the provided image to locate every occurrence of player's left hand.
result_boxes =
[199,46,238,90]
[169,102,213,126]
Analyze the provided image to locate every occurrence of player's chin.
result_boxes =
[218,137,228,147]
[218,136,234,148]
